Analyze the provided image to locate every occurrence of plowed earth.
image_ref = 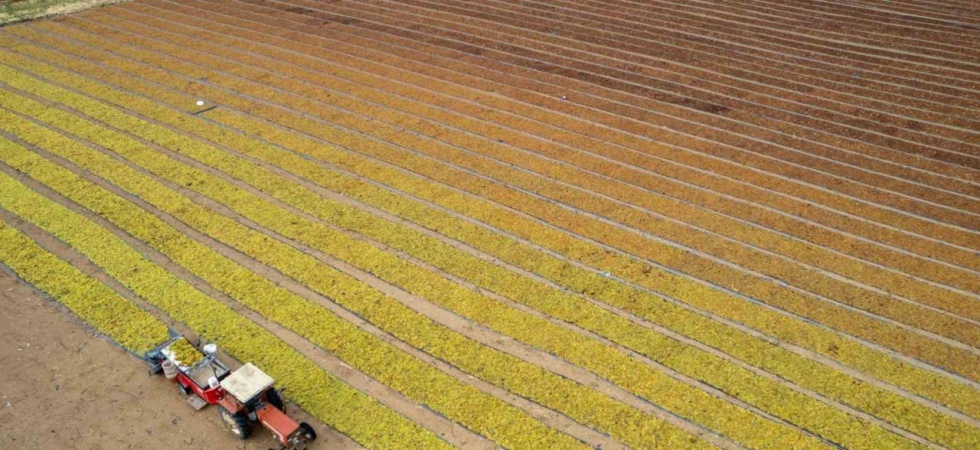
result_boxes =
[0,1,977,449]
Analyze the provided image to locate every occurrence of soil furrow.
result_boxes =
[90,2,972,274]
[802,0,980,24]
[534,0,980,74]
[733,0,980,30]
[214,0,980,186]
[145,0,980,224]
[246,0,980,187]
[619,0,980,86]
[250,0,980,179]
[354,0,980,131]
[737,0,980,36]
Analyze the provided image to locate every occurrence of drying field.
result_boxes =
[0,0,977,448]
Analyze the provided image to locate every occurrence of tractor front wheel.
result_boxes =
[299,422,317,441]
[218,406,251,440]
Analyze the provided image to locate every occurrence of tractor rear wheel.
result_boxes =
[218,406,251,440]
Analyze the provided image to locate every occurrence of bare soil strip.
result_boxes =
[142,0,980,236]
[804,0,980,24]
[230,0,980,193]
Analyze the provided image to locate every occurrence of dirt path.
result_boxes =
[0,270,350,450]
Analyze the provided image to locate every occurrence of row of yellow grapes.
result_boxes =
[0,220,168,355]
[0,169,448,449]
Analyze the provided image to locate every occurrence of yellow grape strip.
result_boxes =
[0,157,449,450]
[0,93,696,450]
[0,124,587,449]
[0,218,169,355]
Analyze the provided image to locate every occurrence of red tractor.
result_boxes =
[146,335,317,450]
